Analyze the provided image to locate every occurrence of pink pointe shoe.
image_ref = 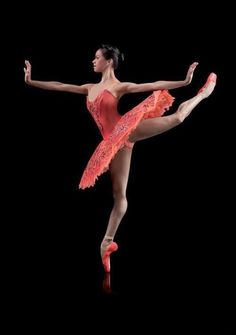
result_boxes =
[198,72,217,94]
[102,242,118,273]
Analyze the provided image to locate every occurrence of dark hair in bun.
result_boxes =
[100,44,124,69]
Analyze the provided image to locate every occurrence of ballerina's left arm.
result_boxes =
[120,62,199,93]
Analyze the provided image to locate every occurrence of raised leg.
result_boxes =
[129,73,217,142]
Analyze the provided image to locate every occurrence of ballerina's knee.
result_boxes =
[113,193,128,216]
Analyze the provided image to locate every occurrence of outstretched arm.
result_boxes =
[120,62,199,94]
[24,60,92,94]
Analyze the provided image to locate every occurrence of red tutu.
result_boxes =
[79,90,174,189]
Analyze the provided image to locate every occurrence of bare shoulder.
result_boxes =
[79,83,94,94]
[60,82,94,94]
[112,82,135,98]
[116,81,156,94]
[116,81,139,95]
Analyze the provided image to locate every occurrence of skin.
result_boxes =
[24,50,216,267]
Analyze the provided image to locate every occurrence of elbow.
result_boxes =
[183,79,189,86]
[57,83,66,91]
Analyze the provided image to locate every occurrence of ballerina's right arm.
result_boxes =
[24,60,93,95]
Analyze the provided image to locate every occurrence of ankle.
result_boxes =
[103,235,114,243]
[101,236,114,255]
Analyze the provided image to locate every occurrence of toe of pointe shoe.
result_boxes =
[198,72,217,93]
[102,242,118,273]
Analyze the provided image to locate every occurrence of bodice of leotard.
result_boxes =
[86,89,122,139]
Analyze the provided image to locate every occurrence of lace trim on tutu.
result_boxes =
[79,90,174,189]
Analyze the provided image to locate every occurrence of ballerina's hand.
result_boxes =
[24,60,32,83]
[185,62,199,85]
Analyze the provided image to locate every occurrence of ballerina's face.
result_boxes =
[92,49,111,73]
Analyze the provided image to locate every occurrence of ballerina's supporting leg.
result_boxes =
[100,146,133,272]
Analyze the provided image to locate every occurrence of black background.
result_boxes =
[7,2,234,333]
